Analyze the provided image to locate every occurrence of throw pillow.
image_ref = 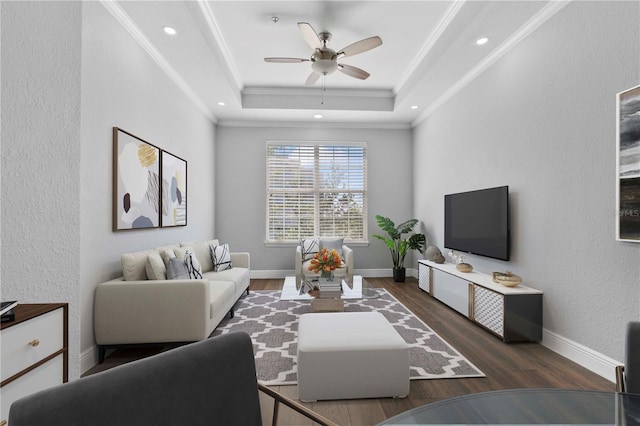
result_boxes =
[210,243,232,272]
[145,252,166,280]
[183,249,203,279]
[300,237,319,261]
[180,240,216,273]
[166,257,189,280]
[158,248,176,268]
[320,237,344,258]
[121,249,156,281]
[173,246,191,261]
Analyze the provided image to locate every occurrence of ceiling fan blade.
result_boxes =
[305,71,321,86]
[337,36,382,58]
[264,57,309,63]
[297,22,322,50]
[338,63,370,80]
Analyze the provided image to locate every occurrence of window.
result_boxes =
[266,141,367,243]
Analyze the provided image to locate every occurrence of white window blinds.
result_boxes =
[266,142,367,242]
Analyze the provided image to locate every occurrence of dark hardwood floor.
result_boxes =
[87,277,615,425]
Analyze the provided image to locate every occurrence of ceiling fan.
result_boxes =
[264,22,383,86]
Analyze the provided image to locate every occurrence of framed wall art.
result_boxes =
[616,84,640,242]
[113,127,161,231]
[161,150,187,227]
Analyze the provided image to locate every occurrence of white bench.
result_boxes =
[297,311,410,401]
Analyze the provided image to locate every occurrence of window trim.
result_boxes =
[265,140,368,244]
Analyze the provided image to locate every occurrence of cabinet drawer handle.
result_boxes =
[28,339,40,347]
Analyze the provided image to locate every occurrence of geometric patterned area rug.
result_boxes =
[212,289,484,385]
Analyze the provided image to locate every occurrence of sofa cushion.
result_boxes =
[204,267,249,285]
[211,243,232,272]
[180,240,218,273]
[121,249,156,281]
[209,281,235,320]
[204,267,249,301]
[146,253,167,280]
[166,257,189,280]
[300,238,320,261]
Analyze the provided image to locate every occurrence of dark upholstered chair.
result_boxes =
[9,332,336,426]
[616,322,640,393]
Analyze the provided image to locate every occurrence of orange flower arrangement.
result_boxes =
[308,248,342,275]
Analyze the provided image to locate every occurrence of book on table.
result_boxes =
[1,300,17,316]
[1,300,18,323]
[318,281,341,298]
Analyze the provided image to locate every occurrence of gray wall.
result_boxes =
[1,2,217,377]
[1,1,83,378]
[215,125,414,274]
[413,1,640,363]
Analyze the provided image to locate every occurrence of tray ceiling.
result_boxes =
[107,1,565,127]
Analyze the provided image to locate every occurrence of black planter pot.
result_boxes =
[393,267,406,282]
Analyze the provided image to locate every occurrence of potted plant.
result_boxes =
[372,215,427,282]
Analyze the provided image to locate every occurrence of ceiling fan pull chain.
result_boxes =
[321,75,325,105]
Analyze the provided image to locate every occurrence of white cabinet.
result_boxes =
[431,268,470,317]
[418,260,542,342]
[1,304,68,424]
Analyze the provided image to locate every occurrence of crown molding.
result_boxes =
[412,0,571,127]
[394,0,466,95]
[196,0,244,92]
[217,120,411,130]
[100,0,217,123]
[242,86,395,99]
[242,86,395,112]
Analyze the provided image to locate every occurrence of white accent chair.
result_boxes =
[295,238,354,284]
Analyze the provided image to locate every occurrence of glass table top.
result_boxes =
[280,275,379,300]
[379,388,640,425]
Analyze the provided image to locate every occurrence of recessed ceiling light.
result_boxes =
[411,105,418,110]
[163,26,177,36]
[476,37,489,46]
[218,102,226,106]
[313,114,323,119]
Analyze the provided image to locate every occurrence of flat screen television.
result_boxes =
[444,186,510,261]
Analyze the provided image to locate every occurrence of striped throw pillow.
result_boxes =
[210,243,232,272]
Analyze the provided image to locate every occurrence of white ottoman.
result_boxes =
[297,311,410,401]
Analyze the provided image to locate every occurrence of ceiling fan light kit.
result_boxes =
[311,52,338,75]
[264,22,382,86]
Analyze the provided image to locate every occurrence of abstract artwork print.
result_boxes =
[161,151,187,227]
[617,85,640,242]
[113,128,160,231]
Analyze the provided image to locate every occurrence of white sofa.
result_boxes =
[94,239,249,362]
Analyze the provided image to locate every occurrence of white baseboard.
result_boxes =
[541,328,620,383]
[80,346,97,375]
[83,269,617,385]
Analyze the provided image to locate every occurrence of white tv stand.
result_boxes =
[418,260,543,342]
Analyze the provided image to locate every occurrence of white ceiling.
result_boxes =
[108,1,560,127]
